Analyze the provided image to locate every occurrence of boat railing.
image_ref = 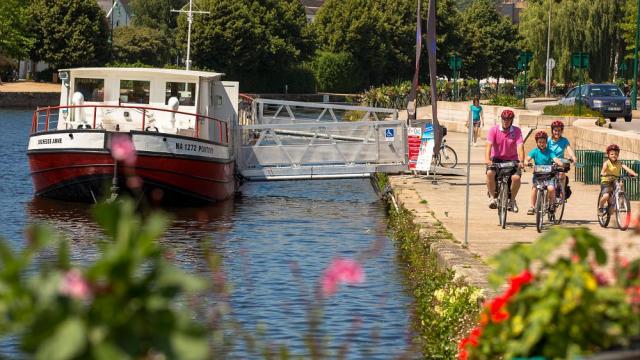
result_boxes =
[31,105,230,145]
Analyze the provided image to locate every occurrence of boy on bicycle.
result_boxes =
[526,131,564,215]
[599,144,637,215]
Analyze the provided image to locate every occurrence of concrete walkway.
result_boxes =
[389,130,640,288]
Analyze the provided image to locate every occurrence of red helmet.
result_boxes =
[606,144,620,153]
[501,109,515,121]
[534,130,548,140]
[551,120,564,130]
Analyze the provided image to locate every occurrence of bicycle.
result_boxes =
[531,164,564,233]
[433,127,457,168]
[489,161,519,229]
[597,175,634,231]
[550,158,580,225]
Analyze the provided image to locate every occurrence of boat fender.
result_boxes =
[168,97,179,128]
[116,124,120,131]
[71,92,86,126]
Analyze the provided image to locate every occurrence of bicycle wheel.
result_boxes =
[499,183,508,229]
[438,145,458,168]
[596,193,610,228]
[535,189,544,233]
[616,192,632,231]
[553,183,566,225]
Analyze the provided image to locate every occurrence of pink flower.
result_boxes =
[320,258,365,297]
[111,134,137,166]
[59,269,91,300]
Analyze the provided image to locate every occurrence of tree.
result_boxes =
[520,0,625,83]
[0,0,33,59]
[28,0,109,69]
[112,26,171,66]
[314,0,414,87]
[178,0,314,91]
[129,0,186,31]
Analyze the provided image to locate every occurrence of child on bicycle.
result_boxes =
[548,120,577,198]
[599,144,637,215]
[526,131,564,215]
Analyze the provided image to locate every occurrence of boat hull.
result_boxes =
[28,130,235,205]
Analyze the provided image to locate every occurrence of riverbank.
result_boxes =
[0,81,59,107]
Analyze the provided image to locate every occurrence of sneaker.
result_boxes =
[599,207,607,216]
[527,207,535,215]
[509,199,519,213]
[488,197,498,209]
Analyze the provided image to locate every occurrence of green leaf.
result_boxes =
[35,317,87,360]
[170,330,209,360]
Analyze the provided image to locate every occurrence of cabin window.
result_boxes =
[120,80,150,104]
[165,82,196,106]
[74,78,104,102]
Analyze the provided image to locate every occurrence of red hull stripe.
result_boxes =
[29,152,235,202]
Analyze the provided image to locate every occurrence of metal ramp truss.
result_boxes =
[237,99,407,181]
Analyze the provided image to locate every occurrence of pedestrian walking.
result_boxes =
[466,97,484,145]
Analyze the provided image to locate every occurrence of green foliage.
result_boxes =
[129,0,186,31]
[542,104,603,118]
[387,206,480,359]
[181,0,314,92]
[27,0,109,69]
[112,26,171,67]
[314,0,414,87]
[465,228,640,359]
[520,0,625,82]
[0,199,211,359]
[0,0,33,59]
[460,0,520,83]
[487,95,521,107]
[311,51,365,93]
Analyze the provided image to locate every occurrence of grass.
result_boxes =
[542,104,603,118]
[387,205,480,359]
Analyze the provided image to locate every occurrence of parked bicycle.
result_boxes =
[433,127,457,168]
[489,160,519,229]
[597,175,634,231]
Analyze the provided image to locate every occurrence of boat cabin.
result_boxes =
[47,67,238,143]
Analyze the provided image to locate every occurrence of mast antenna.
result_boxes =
[171,0,209,70]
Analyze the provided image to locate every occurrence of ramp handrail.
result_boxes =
[252,98,399,124]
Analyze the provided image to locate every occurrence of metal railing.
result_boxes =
[575,150,640,200]
[251,98,399,125]
[237,120,407,180]
[31,105,230,145]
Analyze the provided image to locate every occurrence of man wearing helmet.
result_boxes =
[486,109,524,212]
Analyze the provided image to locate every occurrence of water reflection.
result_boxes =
[21,179,413,358]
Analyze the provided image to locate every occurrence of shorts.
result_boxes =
[486,159,522,177]
[532,174,556,188]
[600,183,614,195]
[473,121,481,128]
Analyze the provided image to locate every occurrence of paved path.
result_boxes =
[389,130,640,265]
[0,81,59,93]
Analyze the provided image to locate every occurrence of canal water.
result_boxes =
[1,109,414,358]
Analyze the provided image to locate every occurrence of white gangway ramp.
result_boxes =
[236,98,408,180]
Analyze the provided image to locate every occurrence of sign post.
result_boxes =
[517,51,533,109]
[449,55,462,101]
[571,52,589,116]
[546,58,556,96]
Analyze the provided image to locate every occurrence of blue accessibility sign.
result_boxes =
[385,128,395,141]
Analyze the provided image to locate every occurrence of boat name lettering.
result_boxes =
[38,138,63,145]
[175,142,215,154]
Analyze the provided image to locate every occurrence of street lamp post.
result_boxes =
[632,0,640,109]
[449,55,462,101]
[545,4,552,97]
